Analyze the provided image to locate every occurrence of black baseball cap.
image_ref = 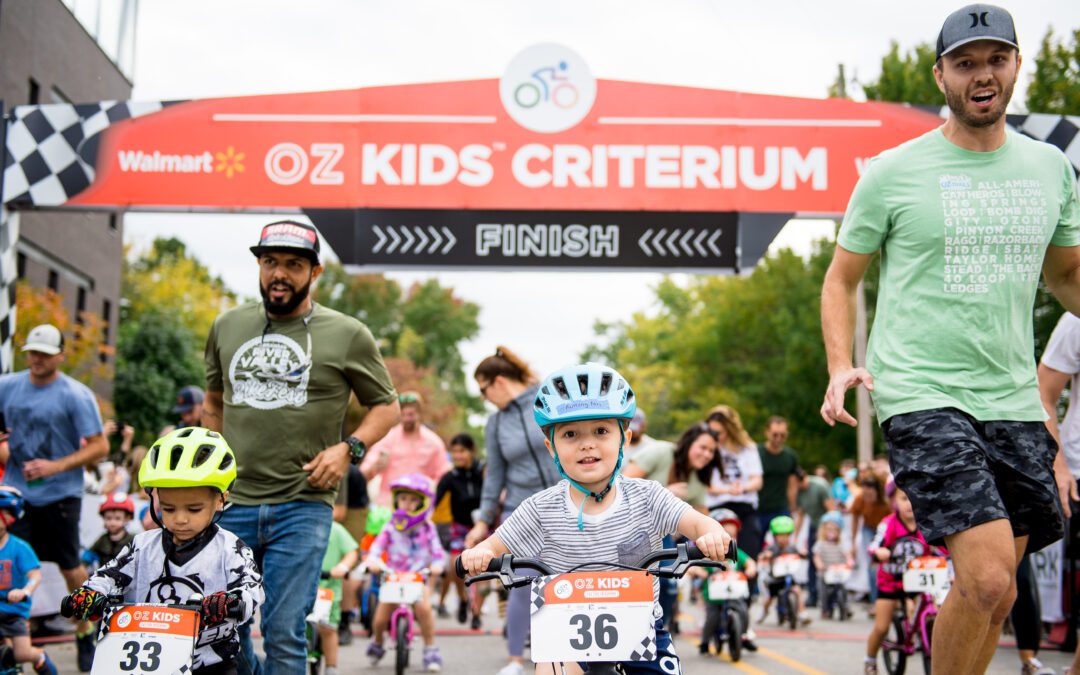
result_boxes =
[249,220,321,264]
[936,4,1019,60]
[172,385,205,414]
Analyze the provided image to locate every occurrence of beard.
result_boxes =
[942,74,1015,129]
[260,277,312,316]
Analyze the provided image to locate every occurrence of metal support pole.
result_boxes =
[855,279,873,463]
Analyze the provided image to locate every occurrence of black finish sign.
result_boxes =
[314,209,739,271]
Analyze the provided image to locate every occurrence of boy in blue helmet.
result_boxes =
[0,487,56,674]
[461,363,731,674]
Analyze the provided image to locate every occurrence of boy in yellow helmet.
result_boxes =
[61,427,264,675]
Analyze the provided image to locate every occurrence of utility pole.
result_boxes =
[855,280,872,463]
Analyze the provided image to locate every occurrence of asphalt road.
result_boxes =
[40,594,1078,674]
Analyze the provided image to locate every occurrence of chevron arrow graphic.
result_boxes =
[427,226,442,254]
[639,229,655,257]
[386,226,402,253]
[680,229,695,256]
[414,227,429,253]
[652,228,669,256]
[666,229,682,257]
[372,225,387,253]
[400,227,416,253]
[707,229,723,256]
[441,227,457,254]
[693,230,708,256]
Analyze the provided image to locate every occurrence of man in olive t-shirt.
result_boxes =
[821,7,1080,673]
[757,416,799,543]
[204,221,399,675]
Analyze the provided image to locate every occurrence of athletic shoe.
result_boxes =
[75,631,95,672]
[698,641,711,655]
[742,637,759,652]
[497,662,525,675]
[470,614,482,630]
[457,602,468,624]
[424,646,443,672]
[1021,658,1056,675]
[366,641,386,666]
[864,662,879,675]
[436,604,450,618]
[338,620,353,646]
[34,652,57,675]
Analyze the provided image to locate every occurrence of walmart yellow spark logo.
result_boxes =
[214,146,245,178]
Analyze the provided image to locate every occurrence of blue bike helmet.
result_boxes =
[534,363,636,530]
[821,511,845,529]
[0,487,25,521]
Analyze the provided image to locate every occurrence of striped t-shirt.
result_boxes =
[495,476,691,600]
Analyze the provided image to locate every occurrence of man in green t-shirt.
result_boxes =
[820,6,1080,674]
[204,221,399,675]
[756,416,799,543]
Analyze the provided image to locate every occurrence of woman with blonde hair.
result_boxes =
[705,405,765,558]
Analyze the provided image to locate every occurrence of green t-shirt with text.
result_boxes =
[839,129,1080,423]
[205,302,397,506]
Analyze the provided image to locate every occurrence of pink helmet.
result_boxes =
[389,473,435,532]
[100,492,135,516]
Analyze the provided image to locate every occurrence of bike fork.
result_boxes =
[388,606,415,643]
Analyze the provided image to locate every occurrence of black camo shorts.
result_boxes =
[882,407,1064,551]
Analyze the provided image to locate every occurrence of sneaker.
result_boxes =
[423,647,443,672]
[864,662,879,675]
[698,641,711,655]
[338,620,353,646]
[366,641,386,666]
[325,668,340,675]
[457,602,468,624]
[799,612,813,627]
[742,637,758,652]
[436,604,450,618]
[470,614,482,631]
[497,662,525,675]
[1022,658,1056,675]
[75,631,96,672]
[34,653,57,675]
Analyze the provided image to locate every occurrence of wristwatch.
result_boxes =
[344,436,367,465]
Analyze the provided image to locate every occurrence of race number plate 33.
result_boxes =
[93,606,200,675]
[530,570,654,663]
[380,571,425,605]
[903,556,949,593]
[708,571,750,600]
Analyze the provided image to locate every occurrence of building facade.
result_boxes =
[1,0,137,397]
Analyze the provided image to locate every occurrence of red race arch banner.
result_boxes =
[3,43,946,215]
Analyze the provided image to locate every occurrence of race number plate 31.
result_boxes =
[530,570,655,663]
[93,606,200,675]
[903,556,949,593]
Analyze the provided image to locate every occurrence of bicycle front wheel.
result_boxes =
[726,607,743,662]
[395,614,410,675]
[881,614,908,675]
[919,613,935,674]
[785,591,798,630]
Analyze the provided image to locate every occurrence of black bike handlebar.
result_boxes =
[455,540,739,588]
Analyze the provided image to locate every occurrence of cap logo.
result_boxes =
[969,11,989,27]
[261,222,316,243]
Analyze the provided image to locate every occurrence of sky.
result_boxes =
[122,0,1080,385]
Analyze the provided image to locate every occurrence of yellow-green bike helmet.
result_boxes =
[140,427,237,494]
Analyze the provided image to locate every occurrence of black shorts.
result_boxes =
[8,497,82,570]
[0,613,28,637]
[883,408,1064,551]
[876,589,907,601]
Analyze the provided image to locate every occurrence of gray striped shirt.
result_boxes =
[495,477,691,584]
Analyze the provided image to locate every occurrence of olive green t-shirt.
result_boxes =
[205,302,397,506]
[839,129,1080,423]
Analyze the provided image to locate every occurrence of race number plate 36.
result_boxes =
[903,556,949,593]
[708,571,749,600]
[308,586,335,625]
[380,571,425,605]
[530,570,654,663]
[93,606,200,675]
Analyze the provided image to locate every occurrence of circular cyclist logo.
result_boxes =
[116,611,132,629]
[500,44,596,133]
[553,580,574,599]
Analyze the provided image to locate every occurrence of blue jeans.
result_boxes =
[219,501,333,675]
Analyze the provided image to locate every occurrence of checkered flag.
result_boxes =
[170,665,192,675]
[1006,113,1080,177]
[2,101,165,206]
[530,575,552,614]
[629,634,657,661]
[0,207,17,374]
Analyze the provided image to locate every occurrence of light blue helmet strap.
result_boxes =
[548,424,627,532]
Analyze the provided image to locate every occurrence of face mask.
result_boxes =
[845,468,857,481]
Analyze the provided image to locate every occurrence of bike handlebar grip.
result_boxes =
[455,556,467,579]
[726,540,740,562]
[59,595,74,619]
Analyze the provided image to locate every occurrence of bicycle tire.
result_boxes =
[785,591,798,630]
[920,614,935,674]
[395,614,409,675]
[362,589,378,634]
[726,607,743,662]
[306,622,322,675]
[838,588,851,621]
[881,613,908,675]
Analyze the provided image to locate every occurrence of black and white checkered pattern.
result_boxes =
[2,101,164,206]
[530,575,552,614]
[0,207,18,374]
[1006,113,1080,178]
[629,634,657,661]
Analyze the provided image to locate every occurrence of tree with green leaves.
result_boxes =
[860,41,942,105]
[1026,28,1080,114]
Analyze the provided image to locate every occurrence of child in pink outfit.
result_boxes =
[364,474,447,672]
